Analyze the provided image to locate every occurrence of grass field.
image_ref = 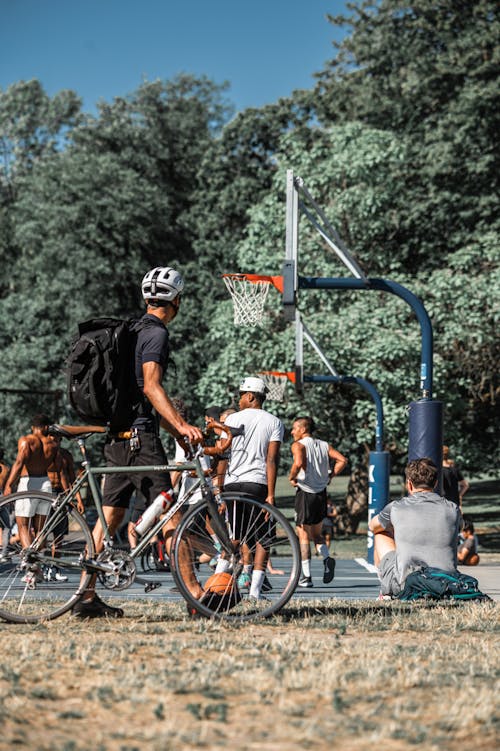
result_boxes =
[0,600,498,751]
[0,476,498,751]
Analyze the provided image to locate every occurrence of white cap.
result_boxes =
[239,376,268,395]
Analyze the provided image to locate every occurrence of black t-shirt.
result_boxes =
[131,314,170,431]
[442,465,463,505]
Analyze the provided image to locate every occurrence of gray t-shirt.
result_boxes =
[378,492,460,586]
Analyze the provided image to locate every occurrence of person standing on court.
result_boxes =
[221,376,284,601]
[4,414,57,552]
[72,266,204,618]
[442,445,470,509]
[289,416,347,588]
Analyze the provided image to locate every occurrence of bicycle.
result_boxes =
[0,424,300,623]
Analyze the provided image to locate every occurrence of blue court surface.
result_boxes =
[99,557,499,605]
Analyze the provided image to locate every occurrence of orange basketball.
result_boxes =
[204,572,235,595]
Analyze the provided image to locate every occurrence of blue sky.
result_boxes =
[1,0,350,114]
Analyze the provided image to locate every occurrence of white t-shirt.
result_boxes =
[224,408,284,486]
[174,442,211,505]
[296,436,330,493]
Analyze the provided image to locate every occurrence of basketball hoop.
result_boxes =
[258,371,295,402]
[223,274,283,328]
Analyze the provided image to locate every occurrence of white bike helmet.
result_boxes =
[141,267,184,302]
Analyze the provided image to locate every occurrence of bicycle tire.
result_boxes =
[170,493,301,621]
[0,493,95,623]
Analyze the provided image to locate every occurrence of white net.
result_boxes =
[259,373,290,402]
[223,275,271,327]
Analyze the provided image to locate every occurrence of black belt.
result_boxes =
[108,427,157,443]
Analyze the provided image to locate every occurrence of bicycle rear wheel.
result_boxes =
[0,493,95,623]
[170,493,300,621]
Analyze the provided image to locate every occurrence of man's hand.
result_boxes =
[178,423,204,445]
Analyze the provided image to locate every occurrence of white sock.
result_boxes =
[249,569,265,598]
[215,558,231,574]
[243,564,253,574]
[316,543,329,560]
[301,559,311,578]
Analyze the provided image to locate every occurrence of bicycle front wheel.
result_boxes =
[0,493,95,623]
[170,493,300,621]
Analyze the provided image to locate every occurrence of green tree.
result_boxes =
[314,0,500,267]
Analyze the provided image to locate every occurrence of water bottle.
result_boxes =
[134,491,173,536]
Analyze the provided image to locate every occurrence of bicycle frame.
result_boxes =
[32,436,232,579]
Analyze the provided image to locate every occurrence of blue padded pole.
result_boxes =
[367,451,391,564]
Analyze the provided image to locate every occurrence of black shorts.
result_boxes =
[223,482,273,547]
[103,432,172,509]
[295,488,327,526]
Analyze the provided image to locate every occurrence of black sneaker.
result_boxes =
[261,575,273,592]
[72,593,124,619]
[323,557,336,583]
[298,575,313,588]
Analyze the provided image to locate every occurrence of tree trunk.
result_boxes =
[335,464,369,535]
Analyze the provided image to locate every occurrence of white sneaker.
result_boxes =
[54,571,68,582]
[22,571,42,589]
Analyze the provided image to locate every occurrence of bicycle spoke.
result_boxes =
[171,494,300,621]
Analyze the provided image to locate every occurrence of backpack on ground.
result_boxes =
[397,566,491,602]
[66,317,142,429]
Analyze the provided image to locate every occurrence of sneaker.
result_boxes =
[0,554,11,563]
[323,556,336,584]
[377,592,393,601]
[54,570,68,582]
[261,575,273,592]
[22,570,43,588]
[72,593,124,619]
[298,575,313,588]
[237,572,251,589]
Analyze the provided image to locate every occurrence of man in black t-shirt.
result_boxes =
[442,445,470,508]
[73,266,204,619]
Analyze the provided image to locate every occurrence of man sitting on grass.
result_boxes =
[369,457,461,598]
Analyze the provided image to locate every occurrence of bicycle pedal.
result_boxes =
[144,581,162,593]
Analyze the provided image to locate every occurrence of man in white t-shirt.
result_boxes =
[221,376,284,600]
[289,416,347,588]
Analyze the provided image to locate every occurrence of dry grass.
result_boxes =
[0,598,498,751]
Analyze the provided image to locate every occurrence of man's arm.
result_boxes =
[4,438,30,495]
[265,441,281,505]
[289,441,306,487]
[458,477,470,502]
[142,361,203,444]
[369,502,394,535]
[328,445,348,479]
[368,513,387,534]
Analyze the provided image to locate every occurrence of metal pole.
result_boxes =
[300,276,434,399]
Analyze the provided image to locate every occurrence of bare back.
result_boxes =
[17,433,57,477]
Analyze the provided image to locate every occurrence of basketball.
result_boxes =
[204,572,235,595]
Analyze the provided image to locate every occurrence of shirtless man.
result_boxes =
[46,436,84,582]
[4,414,57,549]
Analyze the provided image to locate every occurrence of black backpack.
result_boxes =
[66,317,143,429]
